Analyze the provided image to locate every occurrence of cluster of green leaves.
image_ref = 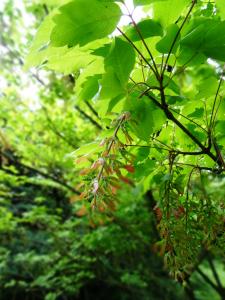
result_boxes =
[0,2,187,299]
[1,0,225,299]
[26,0,225,276]
[0,162,184,300]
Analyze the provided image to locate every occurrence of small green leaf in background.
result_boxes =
[135,159,156,181]
[78,75,101,101]
[124,96,155,141]
[100,70,125,99]
[163,75,180,94]
[187,108,204,119]
[156,24,180,54]
[215,0,225,20]
[181,19,225,62]
[72,142,100,158]
[125,19,163,42]
[197,76,219,99]
[45,293,58,300]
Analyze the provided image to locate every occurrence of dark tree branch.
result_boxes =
[145,91,214,158]
[170,107,208,133]
[125,144,170,152]
[150,88,222,166]
[196,267,225,297]
[184,278,197,300]
[207,255,224,291]
[174,162,224,173]
[75,105,102,130]
[84,100,101,119]
[1,150,80,194]
[125,144,205,156]
[43,4,49,15]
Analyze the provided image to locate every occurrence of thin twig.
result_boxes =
[196,267,224,296]
[209,75,224,130]
[156,87,221,165]
[207,255,224,290]
[75,105,102,130]
[117,27,157,76]
[125,144,170,152]
[1,150,80,194]
[170,107,208,133]
[162,0,197,75]
[84,100,101,120]
[128,13,159,78]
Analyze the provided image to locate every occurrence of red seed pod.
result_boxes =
[124,164,135,173]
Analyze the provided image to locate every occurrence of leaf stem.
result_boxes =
[162,0,197,75]
[169,107,208,133]
[117,27,158,77]
[128,14,160,79]
[209,74,224,130]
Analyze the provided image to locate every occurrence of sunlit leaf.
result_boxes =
[50,0,122,47]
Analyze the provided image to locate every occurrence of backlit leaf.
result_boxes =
[152,0,189,28]
[100,38,136,99]
[215,0,225,20]
[125,19,163,42]
[50,0,122,47]
[181,19,225,61]
[156,24,180,54]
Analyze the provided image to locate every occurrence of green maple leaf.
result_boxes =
[50,0,122,47]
